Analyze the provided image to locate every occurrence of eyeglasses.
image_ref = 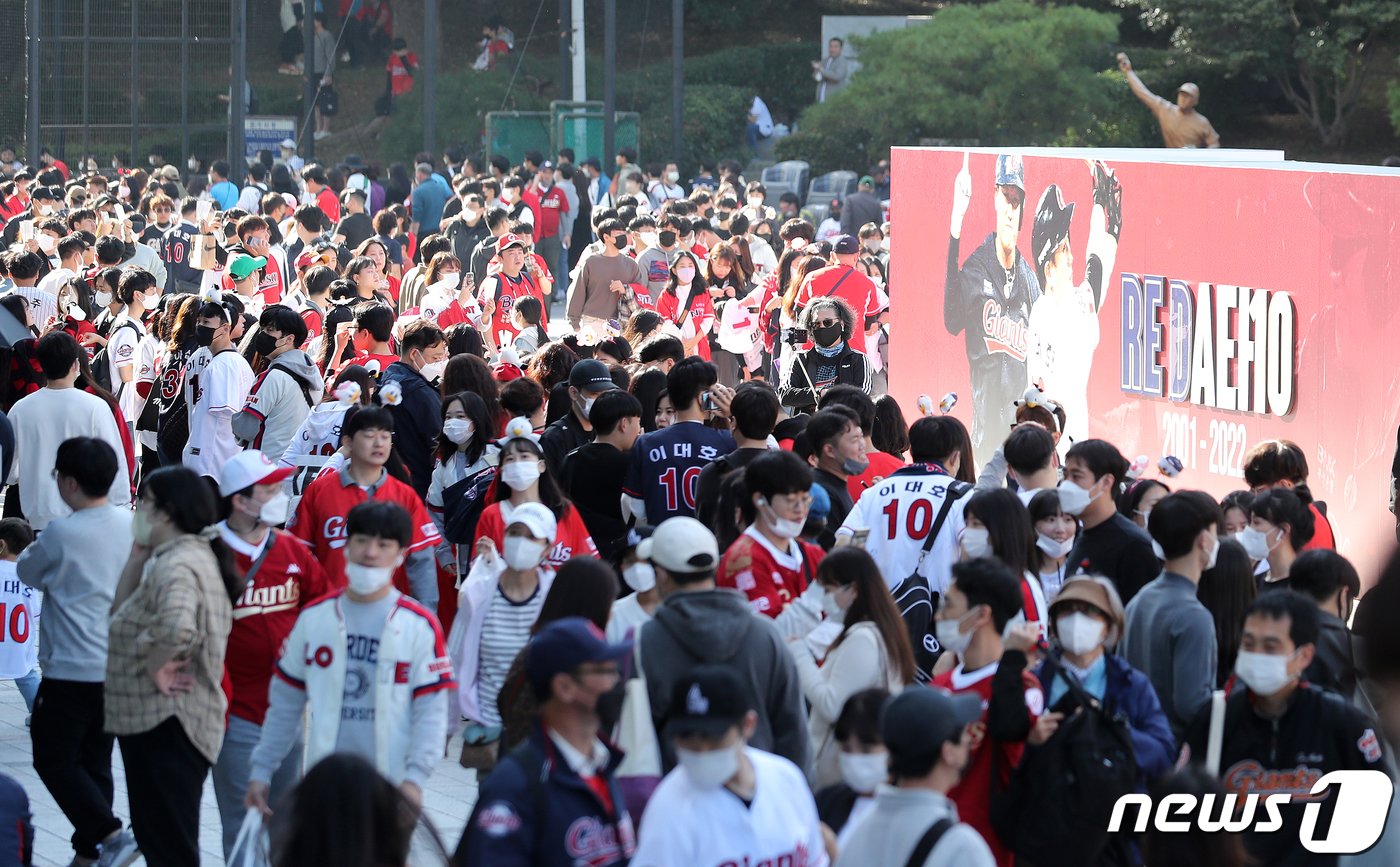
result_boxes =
[814,318,840,328]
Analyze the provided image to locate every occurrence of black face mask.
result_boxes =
[703,207,715,219]
[813,323,843,347]
[195,325,217,347]
[658,230,677,247]
[253,331,281,357]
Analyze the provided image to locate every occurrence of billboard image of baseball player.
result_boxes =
[1026,161,1124,449]
[944,152,1041,465]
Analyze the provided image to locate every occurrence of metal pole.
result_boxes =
[424,0,438,155]
[671,0,683,165]
[81,0,90,162]
[571,0,585,103]
[181,0,190,166]
[559,0,571,109]
[303,3,316,160]
[25,0,39,165]
[603,0,615,169]
[229,0,247,174]
[130,0,139,171]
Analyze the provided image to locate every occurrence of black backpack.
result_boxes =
[990,656,1139,866]
[891,478,970,682]
[90,320,142,395]
[442,465,499,545]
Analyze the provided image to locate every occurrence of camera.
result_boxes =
[782,327,809,347]
[700,392,718,412]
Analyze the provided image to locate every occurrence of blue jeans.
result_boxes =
[14,667,38,712]
[746,122,767,151]
[212,714,303,862]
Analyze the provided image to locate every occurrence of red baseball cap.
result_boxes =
[496,233,527,253]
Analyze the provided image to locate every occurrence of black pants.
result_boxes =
[280,24,304,64]
[31,679,120,859]
[118,717,210,867]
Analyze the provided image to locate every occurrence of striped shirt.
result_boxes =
[477,584,544,727]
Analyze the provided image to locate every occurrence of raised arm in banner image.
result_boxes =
[944,152,1040,464]
[1025,161,1124,448]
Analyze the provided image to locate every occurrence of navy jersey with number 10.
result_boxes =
[623,421,736,524]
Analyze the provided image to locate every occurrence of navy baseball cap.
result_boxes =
[666,665,754,738]
[833,234,860,255]
[882,687,983,762]
[995,154,1025,191]
[569,358,617,393]
[525,617,632,689]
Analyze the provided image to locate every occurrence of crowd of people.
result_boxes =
[0,135,1394,867]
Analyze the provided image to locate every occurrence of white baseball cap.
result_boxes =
[220,450,294,497]
[506,502,557,542]
[638,517,719,574]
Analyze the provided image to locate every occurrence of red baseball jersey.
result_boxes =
[474,501,598,569]
[846,450,907,502]
[931,663,1044,867]
[288,468,441,590]
[716,529,824,618]
[796,264,885,353]
[483,270,546,347]
[223,528,333,724]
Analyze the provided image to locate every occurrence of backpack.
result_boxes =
[90,320,142,394]
[891,478,970,682]
[442,465,499,545]
[990,656,1139,866]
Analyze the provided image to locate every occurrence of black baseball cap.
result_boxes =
[568,358,617,393]
[882,687,983,762]
[666,665,754,739]
[525,617,632,689]
[30,186,58,202]
[833,234,860,255]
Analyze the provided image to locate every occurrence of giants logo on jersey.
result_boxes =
[234,576,301,619]
[717,842,816,867]
[324,515,348,548]
[565,816,635,867]
[981,298,1028,361]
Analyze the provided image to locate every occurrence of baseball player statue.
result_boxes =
[1025,161,1124,448]
[1117,53,1220,148]
[944,152,1041,466]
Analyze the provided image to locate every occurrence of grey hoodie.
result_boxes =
[639,587,810,772]
[233,349,326,460]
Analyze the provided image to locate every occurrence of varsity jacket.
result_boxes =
[272,590,455,782]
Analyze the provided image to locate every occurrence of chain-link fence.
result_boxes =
[10,0,234,169]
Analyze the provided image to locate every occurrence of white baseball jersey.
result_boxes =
[183,346,254,481]
[632,747,828,867]
[109,315,147,425]
[278,402,352,512]
[0,562,40,679]
[837,465,968,596]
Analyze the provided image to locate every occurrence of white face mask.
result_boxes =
[345,562,395,595]
[95,290,113,307]
[623,562,656,593]
[1037,533,1073,559]
[1204,533,1221,570]
[935,609,977,657]
[838,750,889,794]
[757,498,804,540]
[1056,612,1106,656]
[503,536,548,571]
[418,358,448,382]
[118,184,130,199]
[1234,649,1295,696]
[667,171,680,183]
[258,491,291,526]
[960,527,992,559]
[676,267,697,283]
[443,417,474,445]
[747,197,764,208]
[1056,479,1096,516]
[821,586,847,619]
[1236,527,1277,561]
[676,745,740,789]
[581,396,596,419]
[501,460,543,492]
[639,232,658,248]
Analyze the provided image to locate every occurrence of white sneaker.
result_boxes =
[96,829,139,867]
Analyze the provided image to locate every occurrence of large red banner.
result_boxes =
[889,148,1400,580]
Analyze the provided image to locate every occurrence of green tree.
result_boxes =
[1120,0,1400,147]
[776,0,1148,174]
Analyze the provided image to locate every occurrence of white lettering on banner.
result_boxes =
[1121,274,1296,417]
[1160,410,1248,479]
[1107,770,1392,854]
